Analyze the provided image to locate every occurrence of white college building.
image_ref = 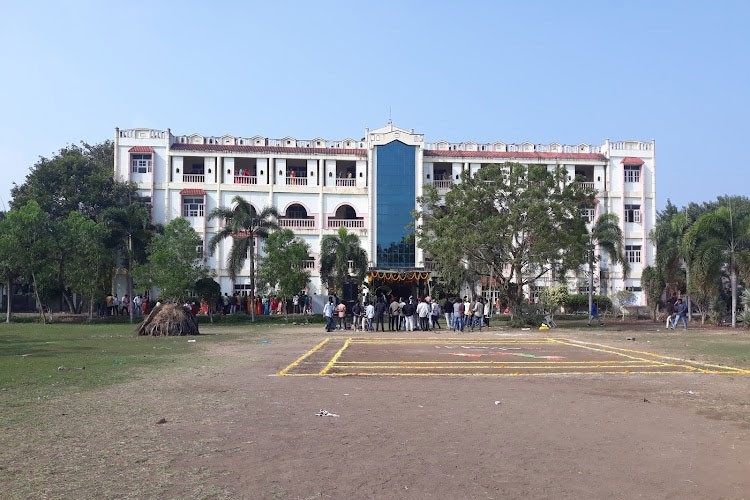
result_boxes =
[113,123,655,304]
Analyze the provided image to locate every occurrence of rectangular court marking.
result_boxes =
[276,337,750,377]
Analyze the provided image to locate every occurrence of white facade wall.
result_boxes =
[115,126,656,304]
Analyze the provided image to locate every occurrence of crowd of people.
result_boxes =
[103,292,150,317]
[323,294,502,333]
[202,291,314,316]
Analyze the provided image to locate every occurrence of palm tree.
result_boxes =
[684,205,750,327]
[651,207,694,315]
[319,227,369,296]
[586,213,630,318]
[100,203,155,324]
[207,196,279,321]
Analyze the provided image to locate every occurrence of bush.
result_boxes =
[562,294,612,314]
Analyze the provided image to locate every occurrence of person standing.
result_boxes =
[336,301,347,330]
[671,298,688,330]
[402,298,416,332]
[431,299,442,330]
[374,298,387,332]
[388,298,401,331]
[417,297,431,331]
[323,298,335,332]
[443,297,453,330]
[470,297,484,332]
[352,300,364,332]
[453,299,465,332]
[365,301,375,331]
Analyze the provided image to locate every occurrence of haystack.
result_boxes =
[137,302,199,336]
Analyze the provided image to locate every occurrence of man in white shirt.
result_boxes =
[416,297,431,331]
[365,301,375,331]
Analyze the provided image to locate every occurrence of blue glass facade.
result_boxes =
[375,141,415,268]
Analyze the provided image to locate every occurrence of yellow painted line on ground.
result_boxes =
[548,338,670,365]
[300,370,741,377]
[335,360,652,365]
[563,339,750,374]
[334,364,676,370]
[320,337,352,375]
[276,337,330,376]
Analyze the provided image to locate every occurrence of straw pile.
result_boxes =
[137,302,199,336]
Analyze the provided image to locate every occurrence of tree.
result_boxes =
[0,202,58,323]
[10,141,135,220]
[207,196,279,321]
[257,229,311,302]
[62,212,114,319]
[100,203,156,323]
[132,218,208,303]
[538,284,569,321]
[640,265,665,321]
[319,227,369,296]
[195,277,221,323]
[585,213,629,321]
[416,163,591,313]
[684,203,750,327]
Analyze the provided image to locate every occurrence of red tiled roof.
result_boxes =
[424,150,607,161]
[621,157,645,166]
[128,146,154,153]
[171,143,367,157]
[180,189,206,196]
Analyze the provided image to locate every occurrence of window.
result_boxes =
[624,165,640,183]
[581,207,596,222]
[195,240,204,260]
[624,204,641,223]
[182,197,204,217]
[625,245,641,263]
[131,154,153,173]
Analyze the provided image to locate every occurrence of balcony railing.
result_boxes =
[286,176,308,186]
[433,179,453,190]
[183,174,205,183]
[336,178,356,187]
[328,218,364,229]
[234,175,257,185]
[278,218,316,229]
[301,259,315,270]
[577,181,595,190]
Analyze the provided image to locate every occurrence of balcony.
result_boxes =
[286,176,308,186]
[278,218,316,229]
[234,175,257,185]
[577,181,595,190]
[328,218,364,229]
[301,259,315,270]
[183,174,205,183]
[336,178,356,187]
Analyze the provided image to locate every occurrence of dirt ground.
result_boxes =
[2,325,750,500]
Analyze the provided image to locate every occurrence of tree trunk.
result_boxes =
[730,261,737,328]
[31,271,47,325]
[127,234,134,324]
[249,237,256,322]
[5,277,12,324]
[587,244,594,322]
[88,293,95,320]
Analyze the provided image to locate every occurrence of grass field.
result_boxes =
[2,318,750,499]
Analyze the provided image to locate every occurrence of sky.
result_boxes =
[1,0,748,211]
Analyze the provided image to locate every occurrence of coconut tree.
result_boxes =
[207,196,279,321]
[651,206,695,315]
[585,213,630,318]
[684,205,750,327]
[319,226,368,296]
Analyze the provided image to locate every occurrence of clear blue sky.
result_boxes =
[1,0,748,211]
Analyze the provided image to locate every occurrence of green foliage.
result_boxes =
[257,229,311,299]
[10,141,135,220]
[563,294,611,313]
[416,163,592,304]
[641,265,665,320]
[319,227,368,295]
[538,284,568,312]
[62,212,113,317]
[195,278,221,304]
[207,197,279,308]
[132,218,208,302]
